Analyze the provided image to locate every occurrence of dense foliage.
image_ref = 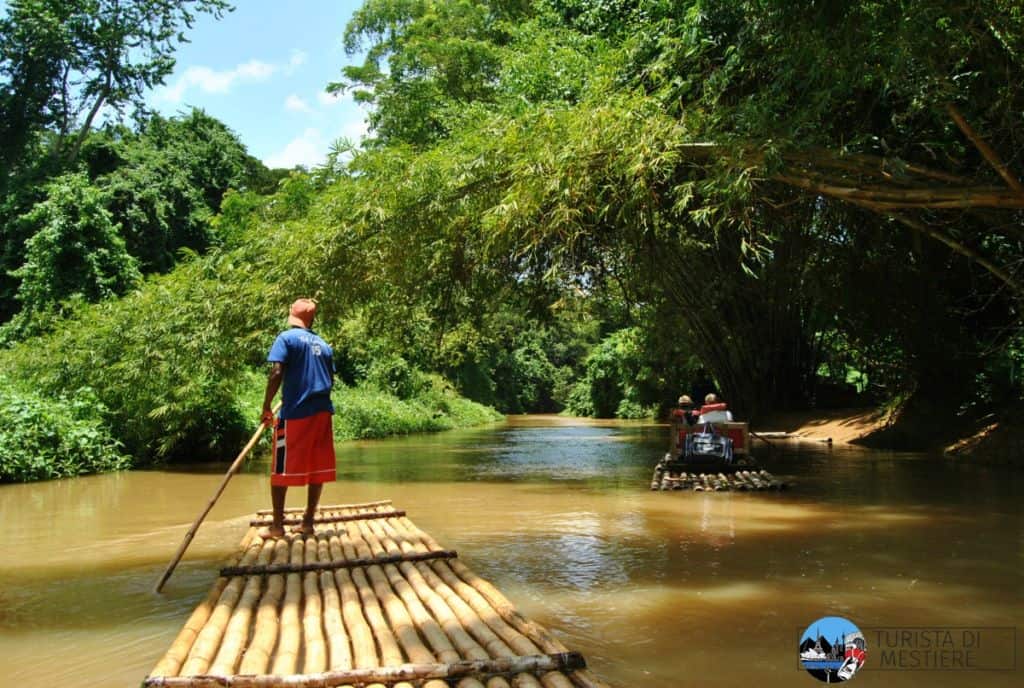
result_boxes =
[0,379,129,482]
[1,109,273,333]
[331,0,1023,420]
[3,0,1024,481]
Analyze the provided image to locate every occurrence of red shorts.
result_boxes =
[271,412,336,486]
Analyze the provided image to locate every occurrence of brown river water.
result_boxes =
[1,415,1021,687]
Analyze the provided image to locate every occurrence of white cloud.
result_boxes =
[285,94,312,113]
[317,90,342,106]
[287,50,308,73]
[154,59,277,104]
[265,128,325,169]
[263,113,370,170]
[236,60,276,79]
[339,116,369,144]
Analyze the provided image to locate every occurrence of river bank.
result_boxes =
[759,404,1024,466]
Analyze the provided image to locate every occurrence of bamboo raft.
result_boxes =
[147,500,611,688]
[650,465,790,492]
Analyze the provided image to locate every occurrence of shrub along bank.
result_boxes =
[0,379,130,482]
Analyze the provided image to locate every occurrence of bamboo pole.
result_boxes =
[178,539,269,675]
[143,653,587,688]
[771,173,1024,208]
[302,535,328,674]
[270,538,306,674]
[238,538,291,674]
[155,402,281,593]
[847,200,1023,296]
[220,548,457,577]
[151,527,258,678]
[250,510,406,527]
[749,429,778,447]
[256,500,393,515]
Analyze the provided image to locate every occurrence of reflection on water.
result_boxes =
[1,415,1022,687]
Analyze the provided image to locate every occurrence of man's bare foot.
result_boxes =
[258,525,286,539]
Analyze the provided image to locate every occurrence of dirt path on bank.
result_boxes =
[756,406,1023,463]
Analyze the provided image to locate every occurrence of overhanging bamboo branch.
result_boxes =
[947,102,1024,194]
[846,200,1022,295]
[771,174,1024,209]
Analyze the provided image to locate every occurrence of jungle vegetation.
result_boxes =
[1,0,1022,480]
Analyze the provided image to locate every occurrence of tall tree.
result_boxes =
[0,0,231,179]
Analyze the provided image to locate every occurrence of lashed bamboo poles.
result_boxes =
[208,536,277,674]
[357,518,526,688]
[651,467,788,491]
[145,653,586,687]
[151,527,258,677]
[353,517,504,688]
[335,514,413,688]
[339,519,454,688]
[148,503,378,679]
[178,538,271,675]
[380,516,586,688]
[150,503,604,688]
[326,516,383,688]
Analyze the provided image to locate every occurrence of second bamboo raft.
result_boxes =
[147,500,611,688]
[650,466,790,491]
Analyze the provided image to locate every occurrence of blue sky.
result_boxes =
[146,0,369,169]
[800,616,861,643]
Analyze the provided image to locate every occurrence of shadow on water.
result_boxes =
[1,415,1022,687]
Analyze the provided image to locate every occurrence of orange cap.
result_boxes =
[287,298,317,328]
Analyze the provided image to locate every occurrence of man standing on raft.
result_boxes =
[259,298,336,538]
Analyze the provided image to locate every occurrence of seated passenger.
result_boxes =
[698,393,734,423]
[671,395,699,426]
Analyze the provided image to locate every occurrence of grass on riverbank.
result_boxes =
[333,381,504,440]
[237,370,503,441]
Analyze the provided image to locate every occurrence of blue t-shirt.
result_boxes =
[268,327,335,420]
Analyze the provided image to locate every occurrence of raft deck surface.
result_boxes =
[148,500,610,688]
